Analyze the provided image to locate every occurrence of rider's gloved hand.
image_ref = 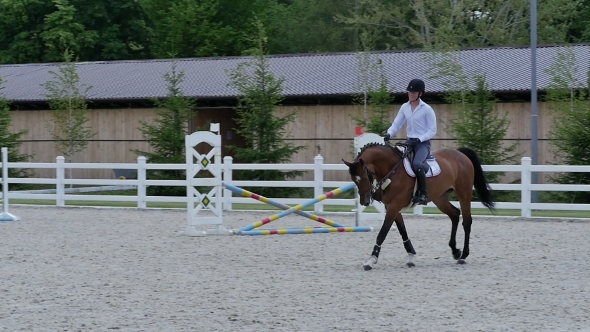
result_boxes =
[384,133,391,142]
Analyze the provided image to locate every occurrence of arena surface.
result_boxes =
[1,206,589,331]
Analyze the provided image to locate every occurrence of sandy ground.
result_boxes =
[1,206,589,332]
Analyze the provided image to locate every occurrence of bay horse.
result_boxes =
[342,142,495,270]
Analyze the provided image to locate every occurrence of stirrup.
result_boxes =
[413,194,428,205]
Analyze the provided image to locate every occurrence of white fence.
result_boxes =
[1,147,589,219]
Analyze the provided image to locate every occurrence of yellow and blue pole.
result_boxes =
[239,226,373,236]
[234,182,357,234]
[223,182,347,228]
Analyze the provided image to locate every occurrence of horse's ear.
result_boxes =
[342,159,352,167]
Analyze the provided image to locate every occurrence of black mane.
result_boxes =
[355,142,401,159]
[347,142,401,176]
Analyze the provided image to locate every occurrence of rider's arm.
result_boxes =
[386,104,407,137]
[419,106,437,142]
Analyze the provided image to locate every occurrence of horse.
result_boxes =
[342,142,495,270]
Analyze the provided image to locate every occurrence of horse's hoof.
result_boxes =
[453,250,462,260]
[363,256,377,271]
[407,262,415,267]
[457,259,467,264]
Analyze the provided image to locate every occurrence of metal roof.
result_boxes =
[1,44,589,102]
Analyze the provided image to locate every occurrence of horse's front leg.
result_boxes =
[363,210,397,271]
[394,213,417,267]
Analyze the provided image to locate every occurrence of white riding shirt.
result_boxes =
[386,99,437,142]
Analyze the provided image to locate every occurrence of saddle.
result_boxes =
[371,143,441,204]
[395,144,441,178]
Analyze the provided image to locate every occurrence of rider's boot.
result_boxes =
[412,168,428,205]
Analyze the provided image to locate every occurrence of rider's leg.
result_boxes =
[412,141,431,204]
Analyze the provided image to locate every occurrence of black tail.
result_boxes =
[457,147,496,211]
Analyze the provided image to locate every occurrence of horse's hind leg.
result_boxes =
[363,210,397,271]
[456,186,474,264]
[432,193,462,260]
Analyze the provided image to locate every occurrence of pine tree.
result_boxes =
[42,49,95,183]
[544,47,590,203]
[226,19,305,198]
[0,77,32,189]
[352,56,394,136]
[133,59,196,196]
[426,51,520,201]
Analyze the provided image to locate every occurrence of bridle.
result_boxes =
[356,143,411,205]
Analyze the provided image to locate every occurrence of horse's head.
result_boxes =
[342,158,373,206]
[342,142,405,206]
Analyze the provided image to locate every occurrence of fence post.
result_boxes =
[137,156,147,209]
[354,187,361,227]
[521,157,532,218]
[413,205,424,215]
[223,156,233,211]
[56,156,65,207]
[314,154,324,213]
[0,147,20,221]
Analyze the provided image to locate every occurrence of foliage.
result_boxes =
[0,77,32,187]
[3,0,590,64]
[0,0,152,64]
[265,0,356,53]
[352,54,393,136]
[543,47,590,203]
[226,19,305,197]
[145,0,231,58]
[42,49,95,169]
[132,59,196,196]
[335,0,583,50]
[426,50,521,201]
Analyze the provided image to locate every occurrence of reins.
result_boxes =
[361,143,411,204]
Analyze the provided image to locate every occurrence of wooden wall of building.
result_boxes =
[8,102,558,182]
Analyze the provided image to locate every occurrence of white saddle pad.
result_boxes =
[403,157,441,177]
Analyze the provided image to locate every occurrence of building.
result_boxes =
[1,43,588,180]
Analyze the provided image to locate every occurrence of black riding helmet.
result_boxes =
[406,79,425,93]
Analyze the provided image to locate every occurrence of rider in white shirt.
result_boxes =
[384,79,437,205]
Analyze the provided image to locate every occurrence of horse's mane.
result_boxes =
[348,142,402,176]
[355,142,400,159]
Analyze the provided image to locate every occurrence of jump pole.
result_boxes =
[234,182,373,235]
[239,226,373,236]
[222,182,347,228]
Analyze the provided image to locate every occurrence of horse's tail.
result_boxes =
[457,147,496,211]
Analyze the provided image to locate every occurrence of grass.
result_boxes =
[3,197,589,219]
[3,185,588,218]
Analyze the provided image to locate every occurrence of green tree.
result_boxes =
[352,55,393,135]
[426,50,520,200]
[42,50,95,182]
[133,59,196,196]
[265,0,357,54]
[0,0,152,64]
[39,0,97,62]
[335,0,582,50]
[0,77,32,187]
[226,19,305,197]
[146,0,231,58]
[71,0,153,61]
[543,47,590,203]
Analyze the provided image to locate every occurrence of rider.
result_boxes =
[383,78,437,205]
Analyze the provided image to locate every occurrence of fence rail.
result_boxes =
[1,147,590,219]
